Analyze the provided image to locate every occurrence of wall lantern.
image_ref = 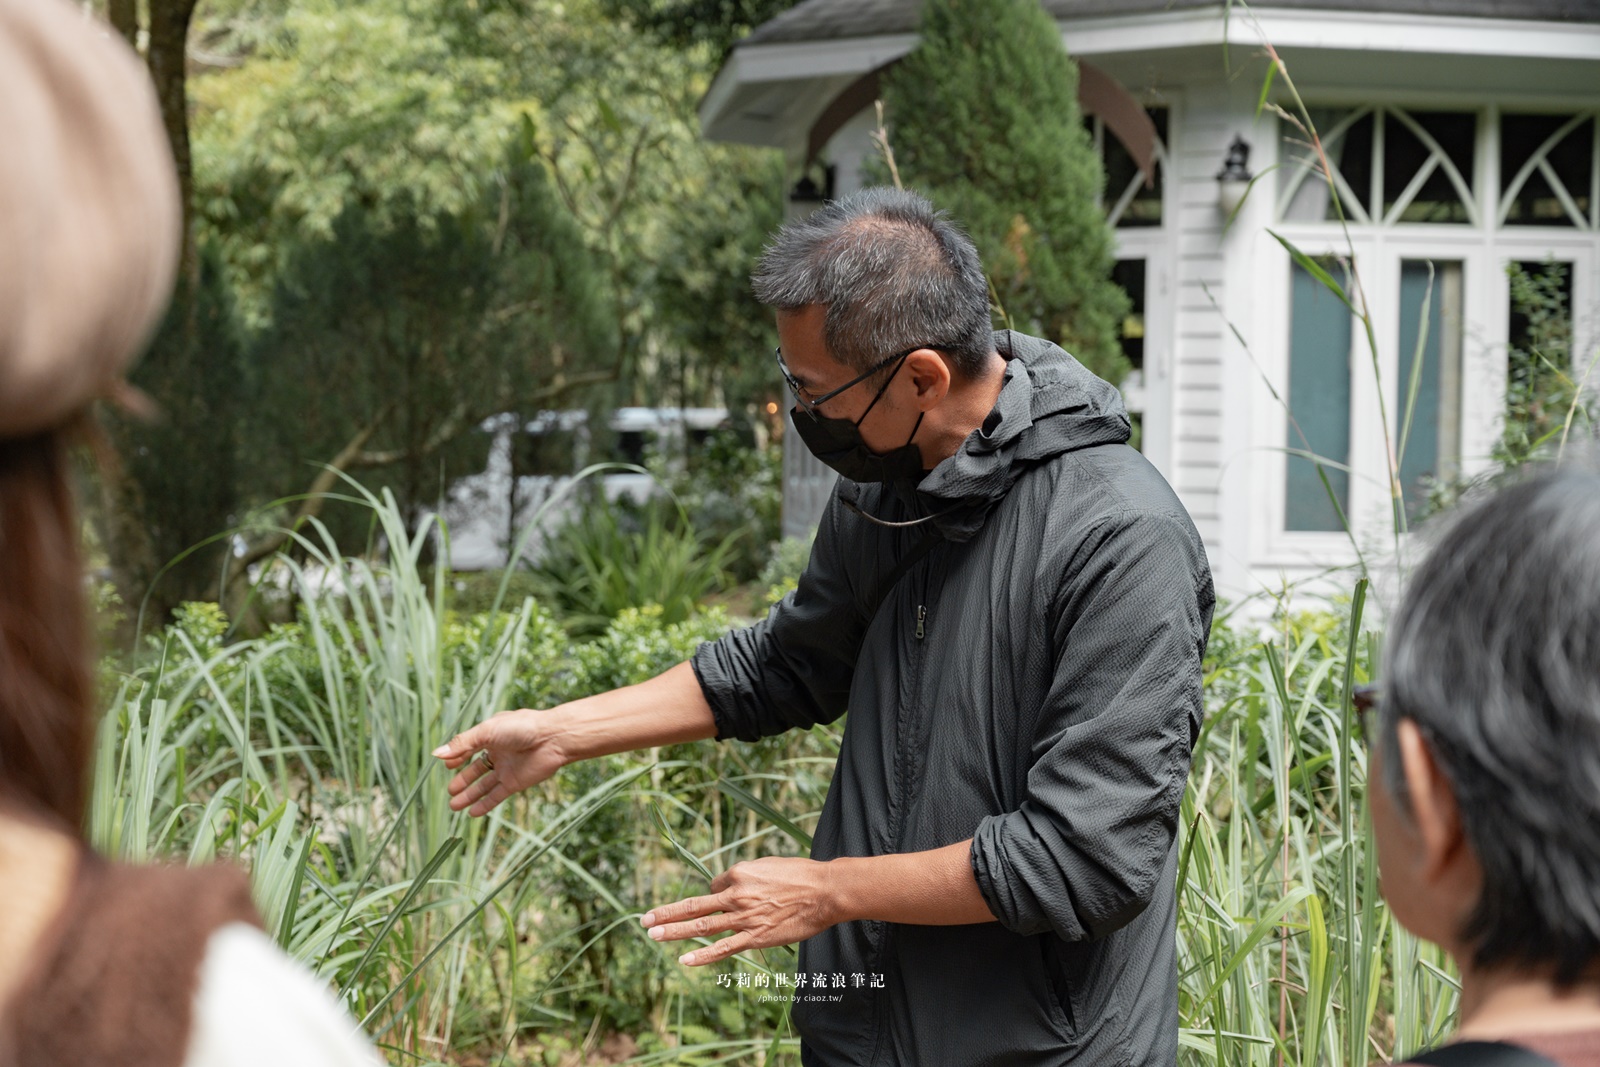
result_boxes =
[1216,135,1253,217]
[788,164,835,206]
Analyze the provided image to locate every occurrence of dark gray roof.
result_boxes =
[742,0,1600,45]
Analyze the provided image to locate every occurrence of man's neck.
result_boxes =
[920,349,1008,470]
[1455,962,1600,1041]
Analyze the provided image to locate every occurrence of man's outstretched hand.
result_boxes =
[432,709,567,816]
[641,857,843,966]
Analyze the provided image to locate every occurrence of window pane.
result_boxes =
[1105,109,1167,228]
[1111,258,1146,375]
[1397,261,1464,522]
[1281,109,1374,222]
[1091,109,1168,228]
[1501,113,1595,227]
[515,427,577,476]
[1384,110,1476,224]
[1285,258,1352,531]
[1505,260,1576,461]
[615,430,651,466]
[1113,258,1148,452]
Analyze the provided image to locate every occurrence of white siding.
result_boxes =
[1168,94,1235,571]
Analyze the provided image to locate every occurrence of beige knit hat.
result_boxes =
[0,0,181,439]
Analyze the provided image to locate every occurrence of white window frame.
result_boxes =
[1108,100,1179,482]
[1257,93,1600,566]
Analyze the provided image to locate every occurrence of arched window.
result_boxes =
[1499,112,1598,230]
[1278,106,1478,226]
[1087,107,1168,228]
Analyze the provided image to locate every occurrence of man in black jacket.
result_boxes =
[434,188,1215,1066]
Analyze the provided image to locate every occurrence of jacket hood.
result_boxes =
[853,329,1130,542]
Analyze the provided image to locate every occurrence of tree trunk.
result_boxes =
[145,0,200,294]
[92,445,161,648]
[107,0,138,48]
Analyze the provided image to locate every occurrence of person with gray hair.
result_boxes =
[436,186,1214,1065]
[1371,460,1600,1067]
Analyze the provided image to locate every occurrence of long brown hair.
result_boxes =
[0,424,93,831]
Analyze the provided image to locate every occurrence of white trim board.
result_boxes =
[702,7,1600,136]
[1058,8,1600,63]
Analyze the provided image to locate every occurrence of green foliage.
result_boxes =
[98,501,1464,1064]
[880,0,1132,386]
[444,568,546,619]
[569,603,733,695]
[94,0,792,629]
[638,149,787,415]
[526,0,787,410]
[649,427,783,583]
[602,0,798,55]
[1175,588,1460,1065]
[93,490,830,1062]
[192,0,553,316]
[106,243,249,612]
[530,497,743,636]
[241,147,615,542]
[1498,260,1594,467]
[757,533,814,609]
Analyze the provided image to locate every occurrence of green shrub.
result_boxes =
[756,533,814,609]
[878,0,1132,385]
[649,427,783,584]
[530,497,742,636]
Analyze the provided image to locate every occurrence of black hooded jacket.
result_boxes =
[691,331,1215,1066]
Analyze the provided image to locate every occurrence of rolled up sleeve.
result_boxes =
[968,508,1215,941]
[690,488,867,744]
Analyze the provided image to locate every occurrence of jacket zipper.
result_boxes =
[868,550,936,1066]
[894,555,933,849]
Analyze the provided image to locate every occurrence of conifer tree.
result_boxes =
[881,0,1131,385]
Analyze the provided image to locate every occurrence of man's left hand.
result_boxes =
[641,856,841,966]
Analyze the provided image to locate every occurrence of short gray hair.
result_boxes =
[1380,457,1600,982]
[751,187,994,379]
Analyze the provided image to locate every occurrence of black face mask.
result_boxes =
[791,352,926,483]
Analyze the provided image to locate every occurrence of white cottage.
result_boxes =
[699,0,1600,605]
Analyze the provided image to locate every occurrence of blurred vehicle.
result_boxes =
[429,406,730,570]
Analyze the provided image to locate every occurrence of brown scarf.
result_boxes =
[0,815,264,1067]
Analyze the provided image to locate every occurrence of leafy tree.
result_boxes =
[96,0,788,617]
[636,148,785,415]
[236,149,617,564]
[880,0,1131,385]
[195,0,784,409]
[525,4,782,409]
[100,246,249,617]
[601,0,798,55]
[96,0,566,616]
[191,0,556,326]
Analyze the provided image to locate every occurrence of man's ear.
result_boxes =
[905,349,952,409]
[1397,719,1475,890]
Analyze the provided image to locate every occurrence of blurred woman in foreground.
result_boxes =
[1373,460,1600,1067]
[0,1,384,1063]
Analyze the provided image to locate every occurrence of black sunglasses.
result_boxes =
[773,344,937,421]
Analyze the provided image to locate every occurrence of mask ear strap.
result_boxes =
[855,350,911,427]
[904,410,925,448]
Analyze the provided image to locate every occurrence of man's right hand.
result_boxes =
[432,661,722,818]
[432,709,569,816]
